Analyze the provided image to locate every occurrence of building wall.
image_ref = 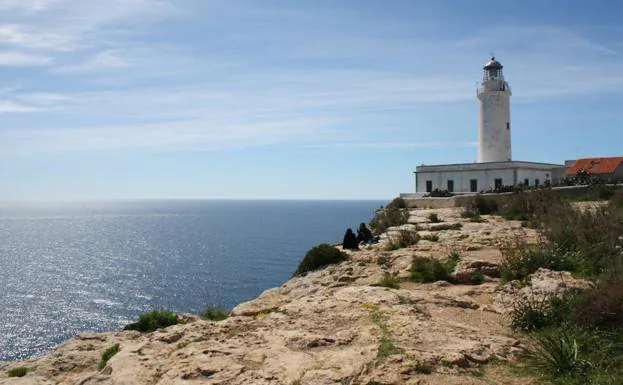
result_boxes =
[416,167,554,193]
[478,89,511,163]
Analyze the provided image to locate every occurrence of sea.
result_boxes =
[0,199,384,362]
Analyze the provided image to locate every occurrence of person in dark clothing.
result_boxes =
[342,228,359,250]
[356,222,374,244]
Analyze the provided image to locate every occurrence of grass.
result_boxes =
[385,229,420,251]
[492,189,623,384]
[98,344,120,369]
[410,251,459,284]
[377,273,401,289]
[414,362,434,374]
[200,307,229,321]
[370,308,404,363]
[123,310,179,333]
[7,367,30,377]
[421,234,440,242]
[292,243,349,276]
[370,202,410,235]
[427,212,442,223]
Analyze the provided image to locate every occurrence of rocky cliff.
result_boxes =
[0,208,588,385]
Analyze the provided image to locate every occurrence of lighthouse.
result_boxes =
[412,55,562,195]
[477,56,512,163]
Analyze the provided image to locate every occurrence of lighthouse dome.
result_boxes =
[483,56,503,70]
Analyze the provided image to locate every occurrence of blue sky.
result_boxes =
[1,0,622,200]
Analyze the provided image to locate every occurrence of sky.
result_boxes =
[1,0,622,200]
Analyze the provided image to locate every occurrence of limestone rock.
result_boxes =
[2,207,553,385]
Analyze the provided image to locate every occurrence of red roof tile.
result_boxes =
[567,157,623,175]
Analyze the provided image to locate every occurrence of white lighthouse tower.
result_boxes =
[477,56,512,163]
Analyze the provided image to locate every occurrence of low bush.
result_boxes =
[509,294,574,332]
[7,367,30,377]
[386,197,408,209]
[98,344,120,369]
[386,230,420,251]
[525,329,592,379]
[378,273,401,289]
[200,307,229,321]
[292,244,349,276]
[499,240,578,282]
[369,206,410,235]
[421,234,439,242]
[123,310,179,333]
[427,213,441,223]
[571,275,623,329]
[465,195,499,215]
[410,254,458,283]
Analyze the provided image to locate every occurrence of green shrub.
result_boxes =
[410,256,452,283]
[526,330,592,379]
[427,213,441,223]
[123,310,179,332]
[421,234,439,242]
[571,275,623,329]
[386,230,420,250]
[414,362,433,374]
[445,250,461,272]
[7,367,30,377]
[98,344,120,369]
[540,203,622,277]
[499,240,578,282]
[510,296,557,332]
[369,206,410,235]
[378,273,401,289]
[292,244,349,276]
[465,195,499,215]
[376,254,391,268]
[200,307,229,321]
[386,197,408,209]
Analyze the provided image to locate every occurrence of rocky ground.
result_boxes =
[1,208,589,385]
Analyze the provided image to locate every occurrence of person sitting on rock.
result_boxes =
[342,228,359,250]
[356,222,374,244]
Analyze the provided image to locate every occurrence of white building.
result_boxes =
[414,57,562,194]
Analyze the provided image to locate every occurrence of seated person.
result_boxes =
[357,222,376,244]
[342,228,359,250]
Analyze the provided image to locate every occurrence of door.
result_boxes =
[470,179,478,192]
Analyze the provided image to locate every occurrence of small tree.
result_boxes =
[293,244,349,276]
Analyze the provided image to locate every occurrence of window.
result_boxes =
[426,180,432,193]
[494,178,503,189]
[535,179,540,186]
[470,179,478,193]
[524,178,529,186]
[447,180,454,193]
[506,122,510,130]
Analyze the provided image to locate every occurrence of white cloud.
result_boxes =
[0,50,51,66]
[0,100,44,113]
[305,142,478,150]
[1,2,623,156]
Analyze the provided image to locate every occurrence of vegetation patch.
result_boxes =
[7,367,30,378]
[410,252,459,284]
[370,200,410,235]
[292,243,349,276]
[427,212,442,223]
[200,307,229,321]
[499,239,578,283]
[494,189,623,384]
[421,234,440,242]
[98,344,120,370]
[377,273,401,289]
[369,307,404,364]
[385,230,420,251]
[123,310,179,333]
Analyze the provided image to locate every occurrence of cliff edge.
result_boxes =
[0,207,589,385]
